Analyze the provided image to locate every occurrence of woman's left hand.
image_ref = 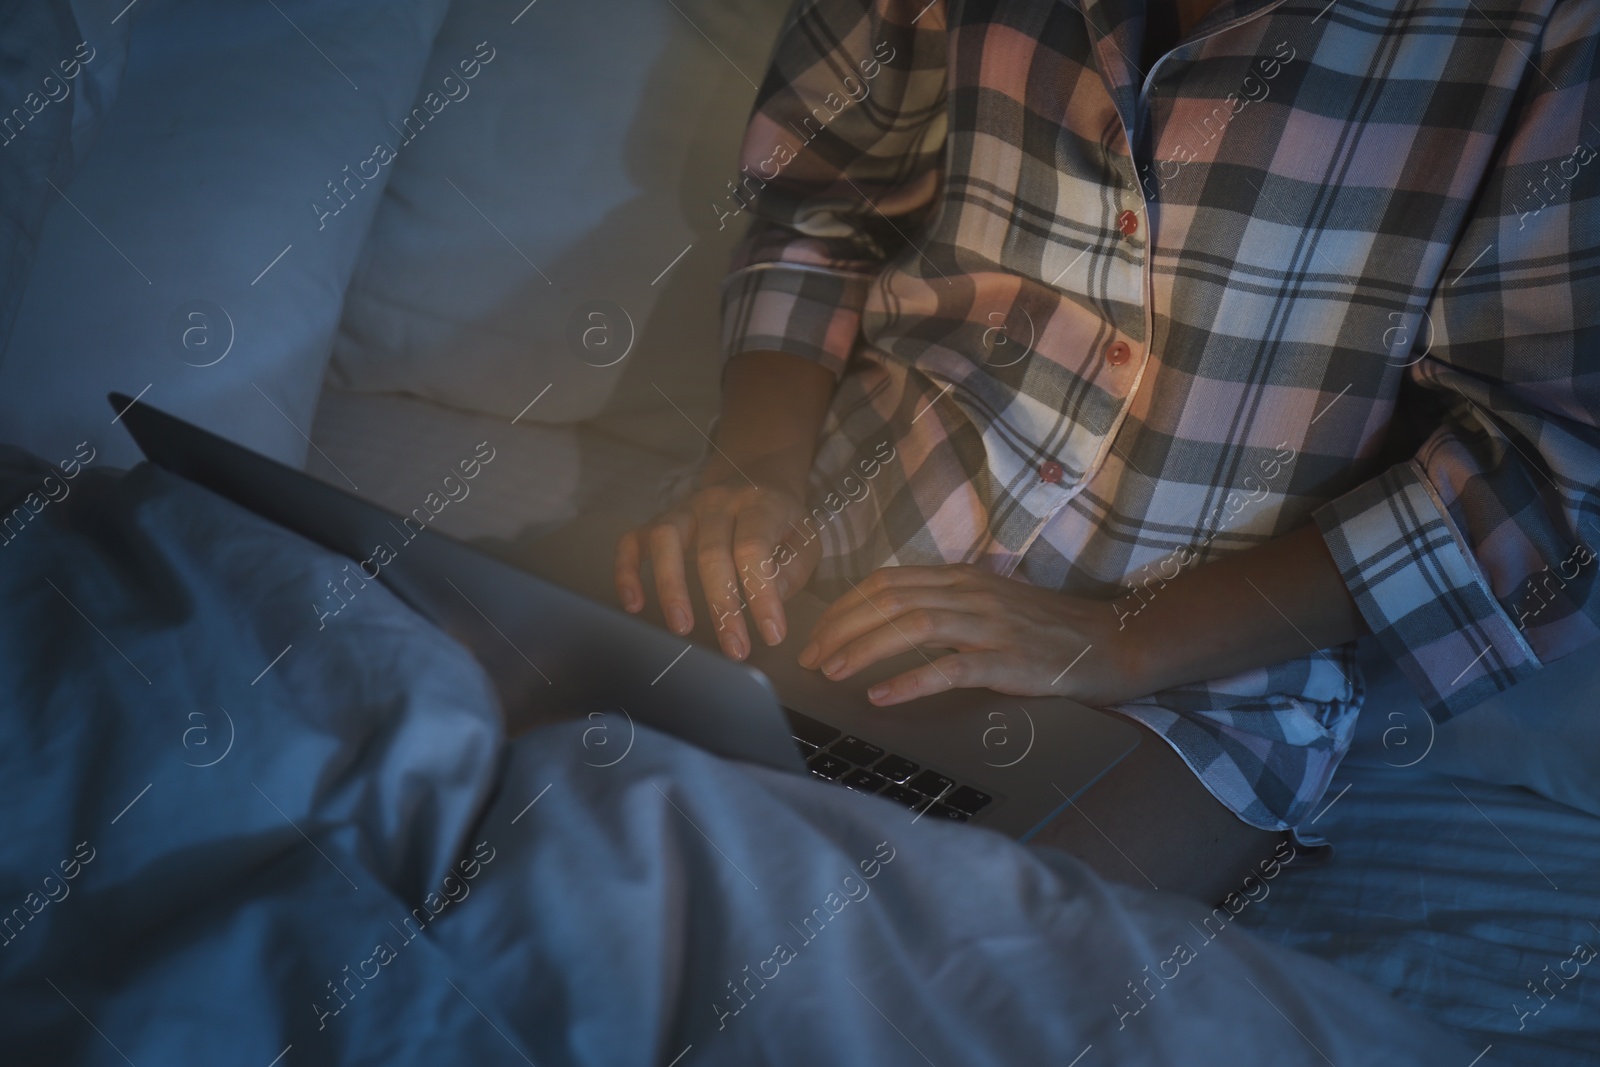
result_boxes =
[796,563,1146,707]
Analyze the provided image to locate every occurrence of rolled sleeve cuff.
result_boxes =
[719,263,872,379]
[1312,459,1538,723]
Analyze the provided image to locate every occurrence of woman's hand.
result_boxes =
[796,564,1142,707]
[614,480,822,660]
[794,523,1369,709]
[614,349,836,660]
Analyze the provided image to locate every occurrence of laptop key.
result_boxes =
[928,803,970,823]
[906,770,954,798]
[829,735,886,766]
[944,785,993,816]
[873,755,919,783]
[880,784,932,812]
[807,753,849,781]
[794,739,820,758]
[841,769,888,795]
[784,707,842,749]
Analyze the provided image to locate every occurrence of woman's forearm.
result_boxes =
[698,350,837,500]
[1120,522,1369,694]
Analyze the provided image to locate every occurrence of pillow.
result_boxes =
[0,0,452,470]
[329,0,792,443]
[0,1,128,355]
[307,385,583,542]
[1348,632,1600,818]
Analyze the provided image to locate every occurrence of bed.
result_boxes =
[1237,669,1600,1065]
[1242,764,1600,1064]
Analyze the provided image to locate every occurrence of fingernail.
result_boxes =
[867,684,889,702]
[669,607,690,634]
[798,643,818,668]
[727,633,747,660]
[821,655,845,677]
[760,618,782,646]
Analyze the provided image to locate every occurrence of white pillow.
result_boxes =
[0,0,451,470]
[1424,642,1600,818]
[307,386,581,542]
[0,1,129,353]
[1350,633,1600,818]
[329,0,791,432]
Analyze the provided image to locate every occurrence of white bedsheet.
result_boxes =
[1240,755,1600,1063]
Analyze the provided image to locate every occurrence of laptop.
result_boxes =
[111,392,1140,840]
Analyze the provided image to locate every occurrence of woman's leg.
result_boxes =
[1026,718,1290,905]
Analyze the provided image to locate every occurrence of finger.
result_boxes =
[773,518,824,600]
[694,497,750,660]
[810,565,976,638]
[800,584,987,669]
[614,528,646,612]
[733,508,794,647]
[647,514,697,635]
[815,607,990,682]
[866,652,1003,706]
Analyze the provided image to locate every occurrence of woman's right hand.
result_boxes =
[614,479,822,661]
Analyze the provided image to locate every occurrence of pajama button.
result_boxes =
[1040,460,1064,483]
[1106,341,1131,365]
[1117,210,1139,236]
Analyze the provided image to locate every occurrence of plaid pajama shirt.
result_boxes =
[715,0,1600,830]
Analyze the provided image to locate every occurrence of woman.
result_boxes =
[614,0,1599,900]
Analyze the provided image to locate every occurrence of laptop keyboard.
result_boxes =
[782,707,994,823]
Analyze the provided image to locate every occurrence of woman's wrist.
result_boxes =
[695,455,810,505]
[698,350,837,502]
[1047,591,1161,707]
[1104,523,1368,699]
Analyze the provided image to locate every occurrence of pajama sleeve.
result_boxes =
[1312,3,1600,721]
[718,0,949,378]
